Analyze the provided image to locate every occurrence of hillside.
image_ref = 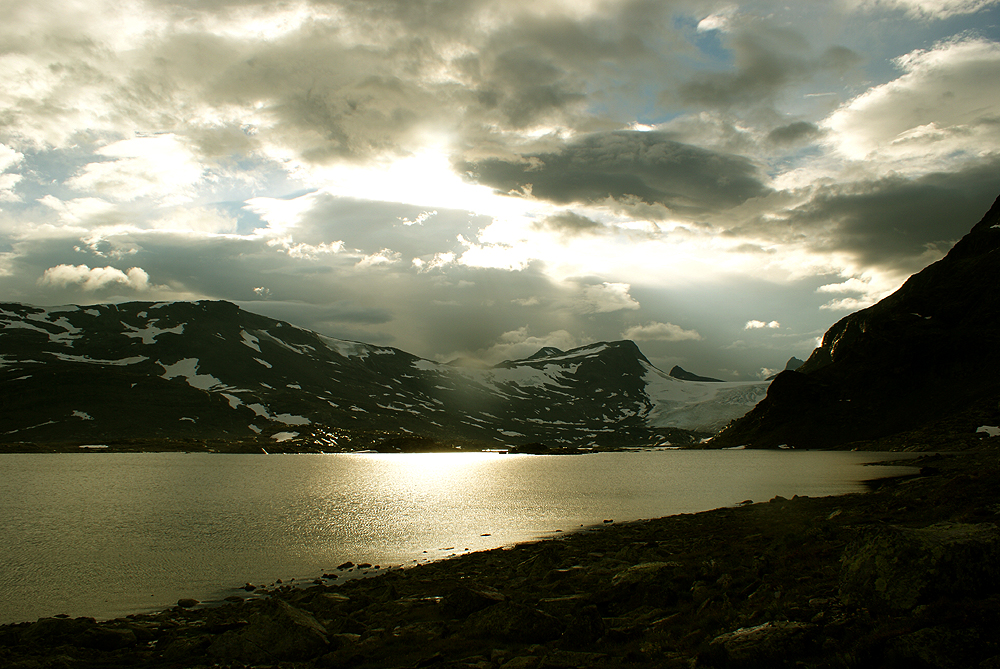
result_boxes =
[711,193,1000,450]
[0,301,769,451]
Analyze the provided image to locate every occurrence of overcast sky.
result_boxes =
[2,0,999,378]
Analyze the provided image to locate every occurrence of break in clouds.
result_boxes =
[1,0,1000,377]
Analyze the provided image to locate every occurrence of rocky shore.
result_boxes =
[2,449,999,669]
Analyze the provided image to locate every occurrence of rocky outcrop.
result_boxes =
[669,366,723,382]
[839,521,1000,611]
[207,599,329,662]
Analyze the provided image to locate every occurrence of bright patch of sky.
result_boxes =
[2,0,1000,378]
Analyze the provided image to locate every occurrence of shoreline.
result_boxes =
[3,449,997,668]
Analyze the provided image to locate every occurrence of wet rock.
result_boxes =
[176,598,199,608]
[466,601,563,643]
[704,621,817,668]
[442,584,506,618]
[208,598,329,662]
[840,521,1000,611]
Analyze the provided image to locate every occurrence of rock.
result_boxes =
[208,598,329,662]
[840,521,1000,611]
[20,616,97,646]
[442,584,506,618]
[177,598,199,608]
[704,621,817,668]
[884,626,990,669]
[337,561,354,570]
[466,601,563,643]
[560,604,605,646]
[603,561,684,607]
[77,626,138,651]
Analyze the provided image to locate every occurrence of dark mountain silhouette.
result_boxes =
[0,302,769,450]
[669,366,723,382]
[784,357,804,371]
[712,193,1000,450]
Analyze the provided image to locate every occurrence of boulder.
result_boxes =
[208,598,329,662]
[20,617,97,646]
[442,584,506,618]
[466,601,563,643]
[705,621,817,668]
[840,522,1000,611]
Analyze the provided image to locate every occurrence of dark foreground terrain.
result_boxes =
[3,448,999,669]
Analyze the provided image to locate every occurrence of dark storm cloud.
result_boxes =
[775,159,1000,272]
[677,24,862,109]
[767,121,822,146]
[459,130,770,213]
[534,211,605,236]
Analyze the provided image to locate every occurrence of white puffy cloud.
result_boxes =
[576,281,640,314]
[473,326,581,364]
[37,264,151,291]
[622,321,703,342]
[854,0,1000,19]
[824,38,1000,168]
[744,320,781,329]
[266,236,344,259]
[819,296,878,311]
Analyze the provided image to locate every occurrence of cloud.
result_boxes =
[474,326,581,364]
[0,144,24,202]
[622,321,703,342]
[266,237,345,260]
[824,38,1000,166]
[65,135,205,204]
[38,264,151,291]
[855,0,1000,19]
[576,281,640,314]
[460,131,770,213]
[819,296,878,311]
[678,24,862,108]
[767,122,823,146]
[745,320,781,329]
[766,160,1000,273]
[533,211,605,236]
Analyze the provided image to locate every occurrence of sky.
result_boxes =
[2,0,1000,379]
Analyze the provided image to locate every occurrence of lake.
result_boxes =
[0,450,919,624]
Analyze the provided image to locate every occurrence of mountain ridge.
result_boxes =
[0,301,771,451]
[711,193,1000,450]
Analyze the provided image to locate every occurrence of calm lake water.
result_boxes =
[0,450,919,624]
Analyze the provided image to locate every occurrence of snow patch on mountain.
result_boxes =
[159,358,223,390]
[51,352,148,366]
[123,320,185,344]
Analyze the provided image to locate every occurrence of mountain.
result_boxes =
[0,301,770,451]
[784,357,805,371]
[669,365,723,382]
[712,193,1000,450]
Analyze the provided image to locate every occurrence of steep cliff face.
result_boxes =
[712,193,1000,449]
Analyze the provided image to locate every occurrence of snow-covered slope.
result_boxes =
[0,300,770,449]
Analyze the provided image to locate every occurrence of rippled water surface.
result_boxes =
[0,450,918,624]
